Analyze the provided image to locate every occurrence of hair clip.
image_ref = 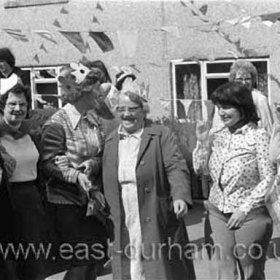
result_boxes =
[70,62,91,84]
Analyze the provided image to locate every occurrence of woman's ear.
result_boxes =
[100,83,111,96]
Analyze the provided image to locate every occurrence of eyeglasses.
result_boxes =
[116,106,140,113]
[234,77,252,83]
[6,102,28,109]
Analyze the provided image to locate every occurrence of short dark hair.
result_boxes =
[0,48,15,67]
[0,84,32,116]
[211,82,259,125]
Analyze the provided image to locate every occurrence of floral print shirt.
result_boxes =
[193,122,275,215]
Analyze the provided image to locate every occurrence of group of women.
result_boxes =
[0,53,279,280]
[0,56,195,280]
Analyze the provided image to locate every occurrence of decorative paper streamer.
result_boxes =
[88,31,114,52]
[117,30,139,58]
[33,54,40,63]
[241,21,251,29]
[160,100,171,111]
[262,21,274,27]
[60,7,68,14]
[39,43,47,53]
[3,28,28,42]
[160,26,180,38]
[53,19,62,28]
[92,15,99,24]
[259,12,280,23]
[129,64,141,73]
[199,4,208,15]
[33,30,58,45]
[59,31,89,53]
[96,2,103,11]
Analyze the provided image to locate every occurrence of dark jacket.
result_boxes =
[103,120,195,280]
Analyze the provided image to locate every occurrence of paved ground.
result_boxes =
[48,200,280,280]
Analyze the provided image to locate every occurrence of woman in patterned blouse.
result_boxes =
[193,82,275,280]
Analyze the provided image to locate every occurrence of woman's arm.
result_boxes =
[239,129,275,215]
[40,122,80,184]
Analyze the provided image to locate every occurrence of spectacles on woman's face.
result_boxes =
[116,106,140,113]
[234,77,252,83]
[6,102,28,110]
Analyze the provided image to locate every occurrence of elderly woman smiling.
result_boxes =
[102,81,195,280]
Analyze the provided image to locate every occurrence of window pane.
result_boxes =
[175,64,201,99]
[252,61,268,97]
[207,63,232,73]
[175,64,202,121]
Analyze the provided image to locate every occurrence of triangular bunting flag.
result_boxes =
[96,2,103,11]
[59,31,88,53]
[3,28,28,42]
[33,30,57,45]
[199,4,208,15]
[262,20,274,27]
[33,54,40,63]
[129,64,141,73]
[238,16,252,24]
[60,7,68,14]
[40,43,48,53]
[160,100,172,111]
[88,31,114,52]
[53,19,62,28]
[225,18,240,25]
[117,30,138,58]
[260,12,280,23]
[180,1,187,7]
[178,100,193,116]
[92,15,99,24]
[241,21,251,29]
[160,26,180,38]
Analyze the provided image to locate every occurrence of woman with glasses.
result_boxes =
[102,80,196,280]
[212,60,273,134]
[0,83,48,280]
[194,82,274,279]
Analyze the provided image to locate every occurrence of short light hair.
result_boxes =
[58,64,103,104]
[229,60,258,86]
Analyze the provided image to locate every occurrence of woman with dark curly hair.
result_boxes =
[193,82,275,279]
[212,60,273,134]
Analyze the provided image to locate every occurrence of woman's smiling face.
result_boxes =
[217,104,242,128]
[116,94,145,134]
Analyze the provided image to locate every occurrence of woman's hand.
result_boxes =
[173,199,188,218]
[196,120,210,142]
[77,160,94,177]
[55,155,69,170]
[77,172,92,192]
[227,210,246,230]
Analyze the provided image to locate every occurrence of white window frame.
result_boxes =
[171,58,270,121]
[22,66,63,109]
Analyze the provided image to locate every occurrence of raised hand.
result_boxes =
[196,120,211,142]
